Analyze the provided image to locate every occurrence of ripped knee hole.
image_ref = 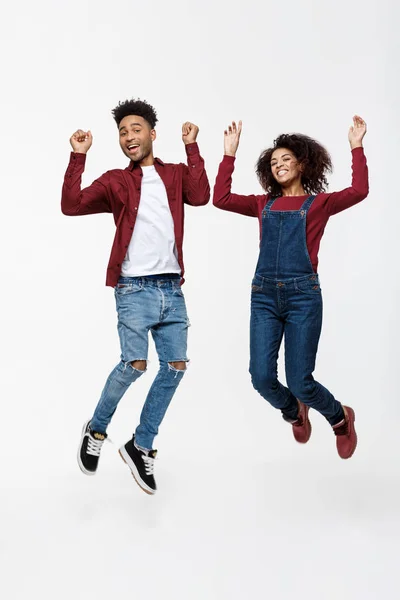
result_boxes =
[131,360,147,372]
[168,361,187,371]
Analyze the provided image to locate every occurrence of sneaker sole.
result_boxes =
[119,446,156,496]
[77,420,97,476]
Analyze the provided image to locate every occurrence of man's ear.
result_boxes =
[151,129,157,142]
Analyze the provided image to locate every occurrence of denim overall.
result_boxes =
[249,195,344,425]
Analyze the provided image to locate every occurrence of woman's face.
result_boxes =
[270,147,303,186]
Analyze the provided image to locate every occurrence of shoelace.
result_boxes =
[87,435,107,457]
[143,454,156,476]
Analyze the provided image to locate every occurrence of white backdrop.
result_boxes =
[1,0,399,598]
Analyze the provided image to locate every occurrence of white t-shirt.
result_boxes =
[121,165,181,277]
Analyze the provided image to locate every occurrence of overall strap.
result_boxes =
[300,195,316,212]
[265,196,278,211]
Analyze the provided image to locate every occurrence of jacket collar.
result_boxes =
[128,157,164,171]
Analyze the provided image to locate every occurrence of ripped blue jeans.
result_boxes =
[90,275,190,449]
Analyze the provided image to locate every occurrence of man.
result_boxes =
[62,99,210,494]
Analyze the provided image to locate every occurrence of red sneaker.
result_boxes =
[333,406,357,459]
[292,401,312,444]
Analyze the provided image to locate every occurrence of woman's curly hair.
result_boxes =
[256,133,332,196]
[112,98,158,129]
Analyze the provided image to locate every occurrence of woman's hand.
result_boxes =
[224,120,242,157]
[348,115,367,149]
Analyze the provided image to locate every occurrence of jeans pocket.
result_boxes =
[173,287,184,298]
[295,277,321,295]
[114,282,144,296]
[251,276,263,293]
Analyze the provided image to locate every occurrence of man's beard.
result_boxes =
[129,144,151,163]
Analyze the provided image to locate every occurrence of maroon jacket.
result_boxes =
[61,142,210,286]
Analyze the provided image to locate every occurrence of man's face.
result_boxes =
[118,115,156,162]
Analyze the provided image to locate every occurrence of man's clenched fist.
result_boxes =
[182,122,199,145]
[70,129,93,154]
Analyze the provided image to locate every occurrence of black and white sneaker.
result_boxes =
[119,436,157,495]
[77,420,107,476]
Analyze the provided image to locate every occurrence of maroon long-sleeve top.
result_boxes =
[213,147,369,272]
[61,142,210,287]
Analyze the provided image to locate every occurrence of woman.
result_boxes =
[213,116,368,459]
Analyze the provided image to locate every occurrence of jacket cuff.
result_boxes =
[222,155,236,164]
[185,142,199,156]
